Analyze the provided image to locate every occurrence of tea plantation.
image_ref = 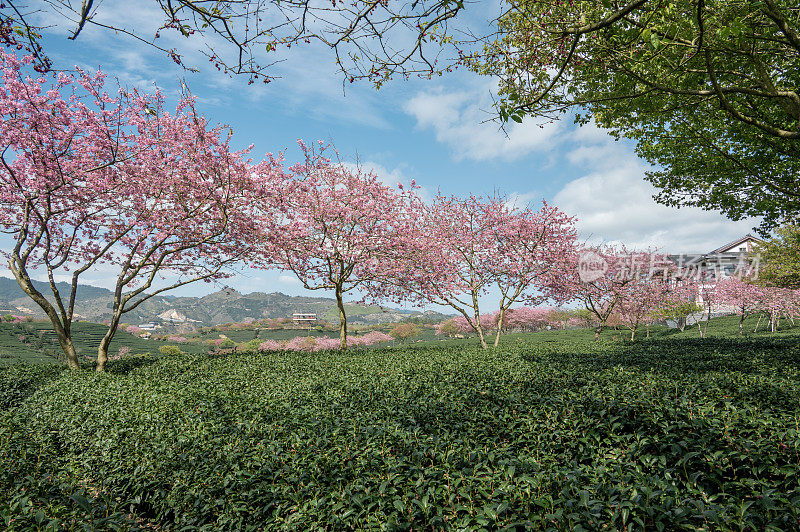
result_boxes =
[1,324,799,530]
[0,321,210,367]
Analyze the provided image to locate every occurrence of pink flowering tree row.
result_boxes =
[258,331,393,352]
[717,277,800,335]
[565,245,701,341]
[434,307,570,338]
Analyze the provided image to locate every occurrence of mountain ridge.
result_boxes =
[0,276,449,325]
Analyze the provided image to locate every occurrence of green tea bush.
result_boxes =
[0,364,63,410]
[1,335,799,530]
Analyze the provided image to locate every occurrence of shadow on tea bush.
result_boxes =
[0,364,64,410]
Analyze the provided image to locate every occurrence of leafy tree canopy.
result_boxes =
[755,225,800,288]
[468,0,800,231]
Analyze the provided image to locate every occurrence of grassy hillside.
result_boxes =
[1,320,798,529]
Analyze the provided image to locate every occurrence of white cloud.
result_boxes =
[505,190,543,210]
[404,83,561,161]
[278,274,301,285]
[551,128,761,253]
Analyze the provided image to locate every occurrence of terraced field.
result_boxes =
[0,321,203,366]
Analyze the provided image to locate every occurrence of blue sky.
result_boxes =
[0,1,761,309]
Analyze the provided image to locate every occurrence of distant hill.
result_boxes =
[0,276,449,326]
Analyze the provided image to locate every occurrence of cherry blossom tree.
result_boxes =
[614,274,675,341]
[262,142,415,350]
[489,202,577,345]
[504,306,556,332]
[755,286,800,333]
[389,193,503,349]
[394,194,575,349]
[717,277,764,335]
[568,245,642,341]
[0,51,282,370]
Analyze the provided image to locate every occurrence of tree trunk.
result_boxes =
[470,292,487,349]
[335,284,348,351]
[739,313,745,336]
[702,305,711,337]
[475,320,488,349]
[594,324,602,342]
[630,327,636,341]
[493,307,506,347]
[697,318,704,338]
[55,329,80,369]
[754,313,763,333]
[96,312,122,372]
[9,259,80,369]
[646,324,650,339]
[678,316,686,332]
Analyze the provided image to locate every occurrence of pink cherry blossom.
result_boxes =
[391,193,577,348]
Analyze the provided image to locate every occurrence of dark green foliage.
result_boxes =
[0,364,63,410]
[1,331,800,530]
[755,225,800,289]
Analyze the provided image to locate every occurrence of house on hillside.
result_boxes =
[668,234,765,309]
[668,234,764,282]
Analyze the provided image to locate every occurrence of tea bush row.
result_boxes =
[1,336,799,530]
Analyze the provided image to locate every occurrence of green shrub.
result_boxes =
[158,345,185,357]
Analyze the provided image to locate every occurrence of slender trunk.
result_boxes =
[9,258,80,369]
[771,313,777,333]
[739,313,745,336]
[471,291,487,349]
[754,313,763,333]
[97,282,127,372]
[702,305,711,337]
[646,324,650,339]
[97,312,123,372]
[678,316,686,332]
[698,317,704,338]
[630,325,636,341]
[493,307,506,347]
[335,284,347,351]
[594,324,602,342]
[474,319,488,349]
